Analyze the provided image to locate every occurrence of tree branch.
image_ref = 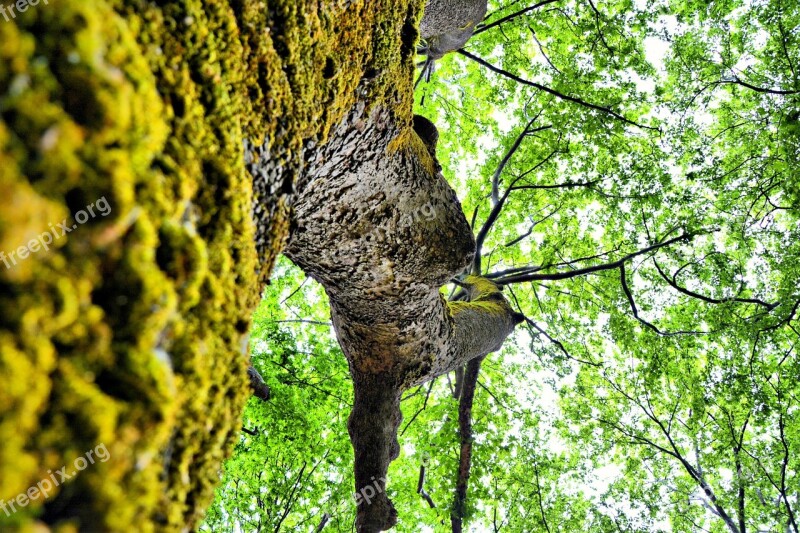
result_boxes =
[451,355,484,533]
[417,465,437,508]
[490,116,548,205]
[272,319,333,327]
[533,461,552,533]
[314,513,330,532]
[400,380,435,436]
[528,25,562,74]
[722,77,800,95]
[778,411,799,533]
[644,396,741,533]
[653,260,778,311]
[473,0,561,36]
[458,49,657,130]
[496,232,694,284]
[619,263,666,335]
[524,315,600,366]
[473,145,561,274]
[509,179,599,192]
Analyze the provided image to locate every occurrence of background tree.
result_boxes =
[205,0,800,531]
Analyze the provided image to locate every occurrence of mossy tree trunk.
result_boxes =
[0,0,520,531]
[0,0,419,530]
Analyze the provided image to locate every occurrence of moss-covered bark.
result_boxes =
[0,0,418,530]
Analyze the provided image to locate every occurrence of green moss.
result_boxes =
[387,126,437,176]
[448,276,517,317]
[0,0,422,530]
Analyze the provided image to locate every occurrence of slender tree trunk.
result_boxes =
[349,375,403,531]
[451,355,484,532]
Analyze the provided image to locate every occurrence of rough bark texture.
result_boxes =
[248,366,271,402]
[419,0,488,58]
[286,101,522,531]
[419,0,488,38]
[349,376,403,531]
[0,0,420,530]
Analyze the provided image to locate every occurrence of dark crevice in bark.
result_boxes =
[245,136,299,284]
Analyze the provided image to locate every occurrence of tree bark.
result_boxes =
[0,0,425,530]
[285,95,523,529]
[248,366,271,401]
[349,376,403,532]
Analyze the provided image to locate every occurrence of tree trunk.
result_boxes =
[349,376,403,532]
[451,355,484,532]
[286,98,523,530]
[0,0,421,530]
